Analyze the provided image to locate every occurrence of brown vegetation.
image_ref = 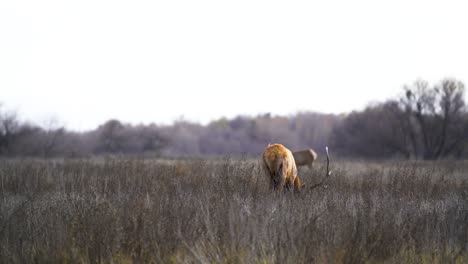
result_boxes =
[1,158,468,263]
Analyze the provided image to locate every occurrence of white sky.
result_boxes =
[1,0,468,131]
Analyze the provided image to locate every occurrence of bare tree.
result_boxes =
[331,102,411,159]
[331,79,468,160]
[400,79,467,159]
[39,118,65,158]
[0,104,21,155]
[95,119,126,153]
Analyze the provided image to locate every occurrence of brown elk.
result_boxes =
[292,149,318,169]
[262,143,301,192]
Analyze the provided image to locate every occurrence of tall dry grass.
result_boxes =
[0,157,467,263]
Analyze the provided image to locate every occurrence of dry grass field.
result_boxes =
[1,157,468,263]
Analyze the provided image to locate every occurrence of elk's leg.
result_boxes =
[277,177,286,193]
[294,176,301,192]
[270,177,278,191]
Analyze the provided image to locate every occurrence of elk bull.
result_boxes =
[262,143,301,192]
[292,149,318,169]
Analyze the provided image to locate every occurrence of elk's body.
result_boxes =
[292,149,318,169]
[262,144,301,192]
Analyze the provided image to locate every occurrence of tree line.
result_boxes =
[1,78,467,160]
[333,79,468,159]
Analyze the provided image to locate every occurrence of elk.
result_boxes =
[292,148,318,169]
[262,143,301,192]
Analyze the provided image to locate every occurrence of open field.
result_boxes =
[1,157,468,263]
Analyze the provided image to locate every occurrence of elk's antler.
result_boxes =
[309,146,332,190]
[326,146,331,177]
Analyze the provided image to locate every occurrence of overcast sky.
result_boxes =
[1,0,467,131]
